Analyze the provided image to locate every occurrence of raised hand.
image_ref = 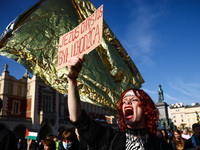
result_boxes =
[67,55,85,80]
[67,55,84,122]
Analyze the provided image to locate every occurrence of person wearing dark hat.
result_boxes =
[67,55,173,150]
[185,123,200,150]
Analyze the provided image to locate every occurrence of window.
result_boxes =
[42,95,53,112]
[188,119,190,123]
[173,115,176,118]
[13,101,20,114]
[181,114,183,117]
[174,120,176,122]
[181,119,184,122]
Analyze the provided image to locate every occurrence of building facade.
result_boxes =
[0,64,115,140]
[169,102,200,129]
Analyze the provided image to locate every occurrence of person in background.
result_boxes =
[182,129,191,140]
[161,129,170,144]
[170,129,185,150]
[59,129,79,150]
[156,129,164,139]
[53,135,59,150]
[43,139,56,150]
[189,130,193,137]
[67,55,173,150]
[17,138,23,150]
[185,123,200,150]
[38,139,44,150]
[46,133,54,140]
[0,124,17,150]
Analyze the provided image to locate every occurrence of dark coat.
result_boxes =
[184,135,199,150]
[72,110,173,150]
[0,125,18,150]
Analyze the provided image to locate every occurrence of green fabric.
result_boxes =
[0,0,144,112]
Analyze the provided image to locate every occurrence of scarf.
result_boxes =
[125,128,148,150]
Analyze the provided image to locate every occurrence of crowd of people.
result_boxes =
[1,55,200,150]
[156,123,200,150]
[1,123,200,150]
[0,127,91,150]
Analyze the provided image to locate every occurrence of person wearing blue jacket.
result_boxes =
[184,123,200,150]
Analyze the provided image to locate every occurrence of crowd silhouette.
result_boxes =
[0,121,200,150]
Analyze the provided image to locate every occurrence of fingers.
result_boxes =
[67,56,79,66]
[68,55,84,65]
[68,55,84,66]
[67,55,85,77]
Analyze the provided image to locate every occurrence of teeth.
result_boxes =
[125,107,132,110]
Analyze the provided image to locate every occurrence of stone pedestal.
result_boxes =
[156,102,170,129]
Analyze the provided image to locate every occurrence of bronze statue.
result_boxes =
[158,84,164,103]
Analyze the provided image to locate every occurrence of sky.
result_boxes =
[0,0,200,106]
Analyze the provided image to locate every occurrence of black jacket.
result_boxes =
[71,110,173,150]
[0,125,18,150]
[184,135,199,149]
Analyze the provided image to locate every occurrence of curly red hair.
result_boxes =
[117,88,159,134]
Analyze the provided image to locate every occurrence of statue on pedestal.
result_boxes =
[158,84,164,103]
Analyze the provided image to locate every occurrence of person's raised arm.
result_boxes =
[67,55,84,122]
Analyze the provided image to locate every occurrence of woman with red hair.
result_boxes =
[67,56,173,150]
[117,88,159,134]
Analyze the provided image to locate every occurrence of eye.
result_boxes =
[131,98,138,102]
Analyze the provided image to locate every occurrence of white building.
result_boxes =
[169,102,200,129]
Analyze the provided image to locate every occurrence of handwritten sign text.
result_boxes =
[57,5,103,69]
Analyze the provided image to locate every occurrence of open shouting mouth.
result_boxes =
[124,106,134,119]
